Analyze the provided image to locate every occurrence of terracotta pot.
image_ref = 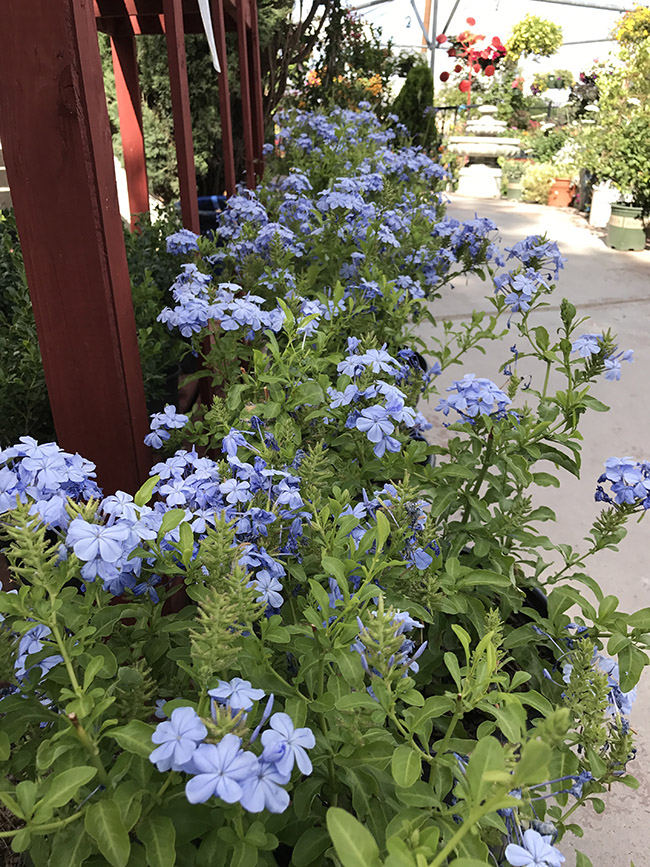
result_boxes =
[547,178,574,208]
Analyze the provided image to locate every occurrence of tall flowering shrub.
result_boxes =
[0,105,647,867]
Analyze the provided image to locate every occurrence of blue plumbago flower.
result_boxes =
[328,384,359,409]
[144,429,170,450]
[260,712,316,775]
[360,347,399,375]
[496,269,549,313]
[145,405,189,449]
[505,828,565,867]
[185,736,259,804]
[150,405,189,431]
[238,760,291,813]
[355,406,394,443]
[166,229,200,255]
[14,625,63,682]
[208,678,265,712]
[596,456,650,509]
[571,333,602,357]
[604,348,633,381]
[0,440,100,526]
[66,518,131,568]
[150,707,208,772]
[505,235,566,279]
[435,374,511,422]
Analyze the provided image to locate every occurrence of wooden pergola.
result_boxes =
[0,0,264,492]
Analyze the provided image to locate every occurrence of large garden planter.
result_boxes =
[606,203,647,251]
[547,178,574,208]
[506,182,523,201]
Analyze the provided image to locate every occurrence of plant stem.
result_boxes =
[460,432,494,525]
[49,621,82,697]
[67,715,110,788]
[427,797,502,867]
[433,708,462,763]
[542,360,551,398]
[0,808,85,838]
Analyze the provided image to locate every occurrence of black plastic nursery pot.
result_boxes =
[606,203,647,252]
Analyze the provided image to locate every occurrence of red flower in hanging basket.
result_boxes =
[448,48,457,57]
[473,63,481,73]
[454,64,462,73]
[485,64,495,76]
[440,71,450,82]
[466,17,476,26]
[436,33,447,43]
[492,36,502,47]
[459,79,471,92]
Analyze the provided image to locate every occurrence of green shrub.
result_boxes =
[522,162,556,203]
[0,209,186,445]
[392,62,438,148]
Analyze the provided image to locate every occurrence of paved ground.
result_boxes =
[417,197,650,867]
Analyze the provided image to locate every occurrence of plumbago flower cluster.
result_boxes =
[1,107,649,867]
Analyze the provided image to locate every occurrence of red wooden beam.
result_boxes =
[163,0,200,231]
[236,0,256,189]
[212,0,236,195]
[247,0,265,181]
[0,0,150,492]
[111,26,150,227]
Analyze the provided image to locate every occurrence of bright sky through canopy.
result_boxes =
[350,0,641,85]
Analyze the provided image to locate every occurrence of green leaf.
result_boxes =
[326,807,381,867]
[376,510,390,552]
[450,860,497,867]
[134,474,159,507]
[0,730,10,761]
[336,692,379,711]
[465,737,506,804]
[391,746,422,788]
[575,852,594,867]
[444,652,462,690]
[457,570,513,590]
[512,740,551,786]
[85,800,131,867]
[49,826,94,867]
[39,766,97,810]
[293,380,325,406]
[178,521,194,565]
[618,643,648,692]
[160,509,186,535]
[108,720,156,758]
[83,655,106,692]
[291,828,331,866]
[309,579,332,618]
[137,815,176,867]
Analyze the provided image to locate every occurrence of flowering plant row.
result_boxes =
[0,105,647,867]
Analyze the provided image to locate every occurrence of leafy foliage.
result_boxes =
[506,15,563,61]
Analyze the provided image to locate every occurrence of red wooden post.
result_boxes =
[111,25,150,228]
[163,0,200,231]
[236,0,256,189]
[0,0,150,492]
[212,0,236,196]
[247,0,265,181]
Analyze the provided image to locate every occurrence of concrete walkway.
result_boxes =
[418,197,650,867]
